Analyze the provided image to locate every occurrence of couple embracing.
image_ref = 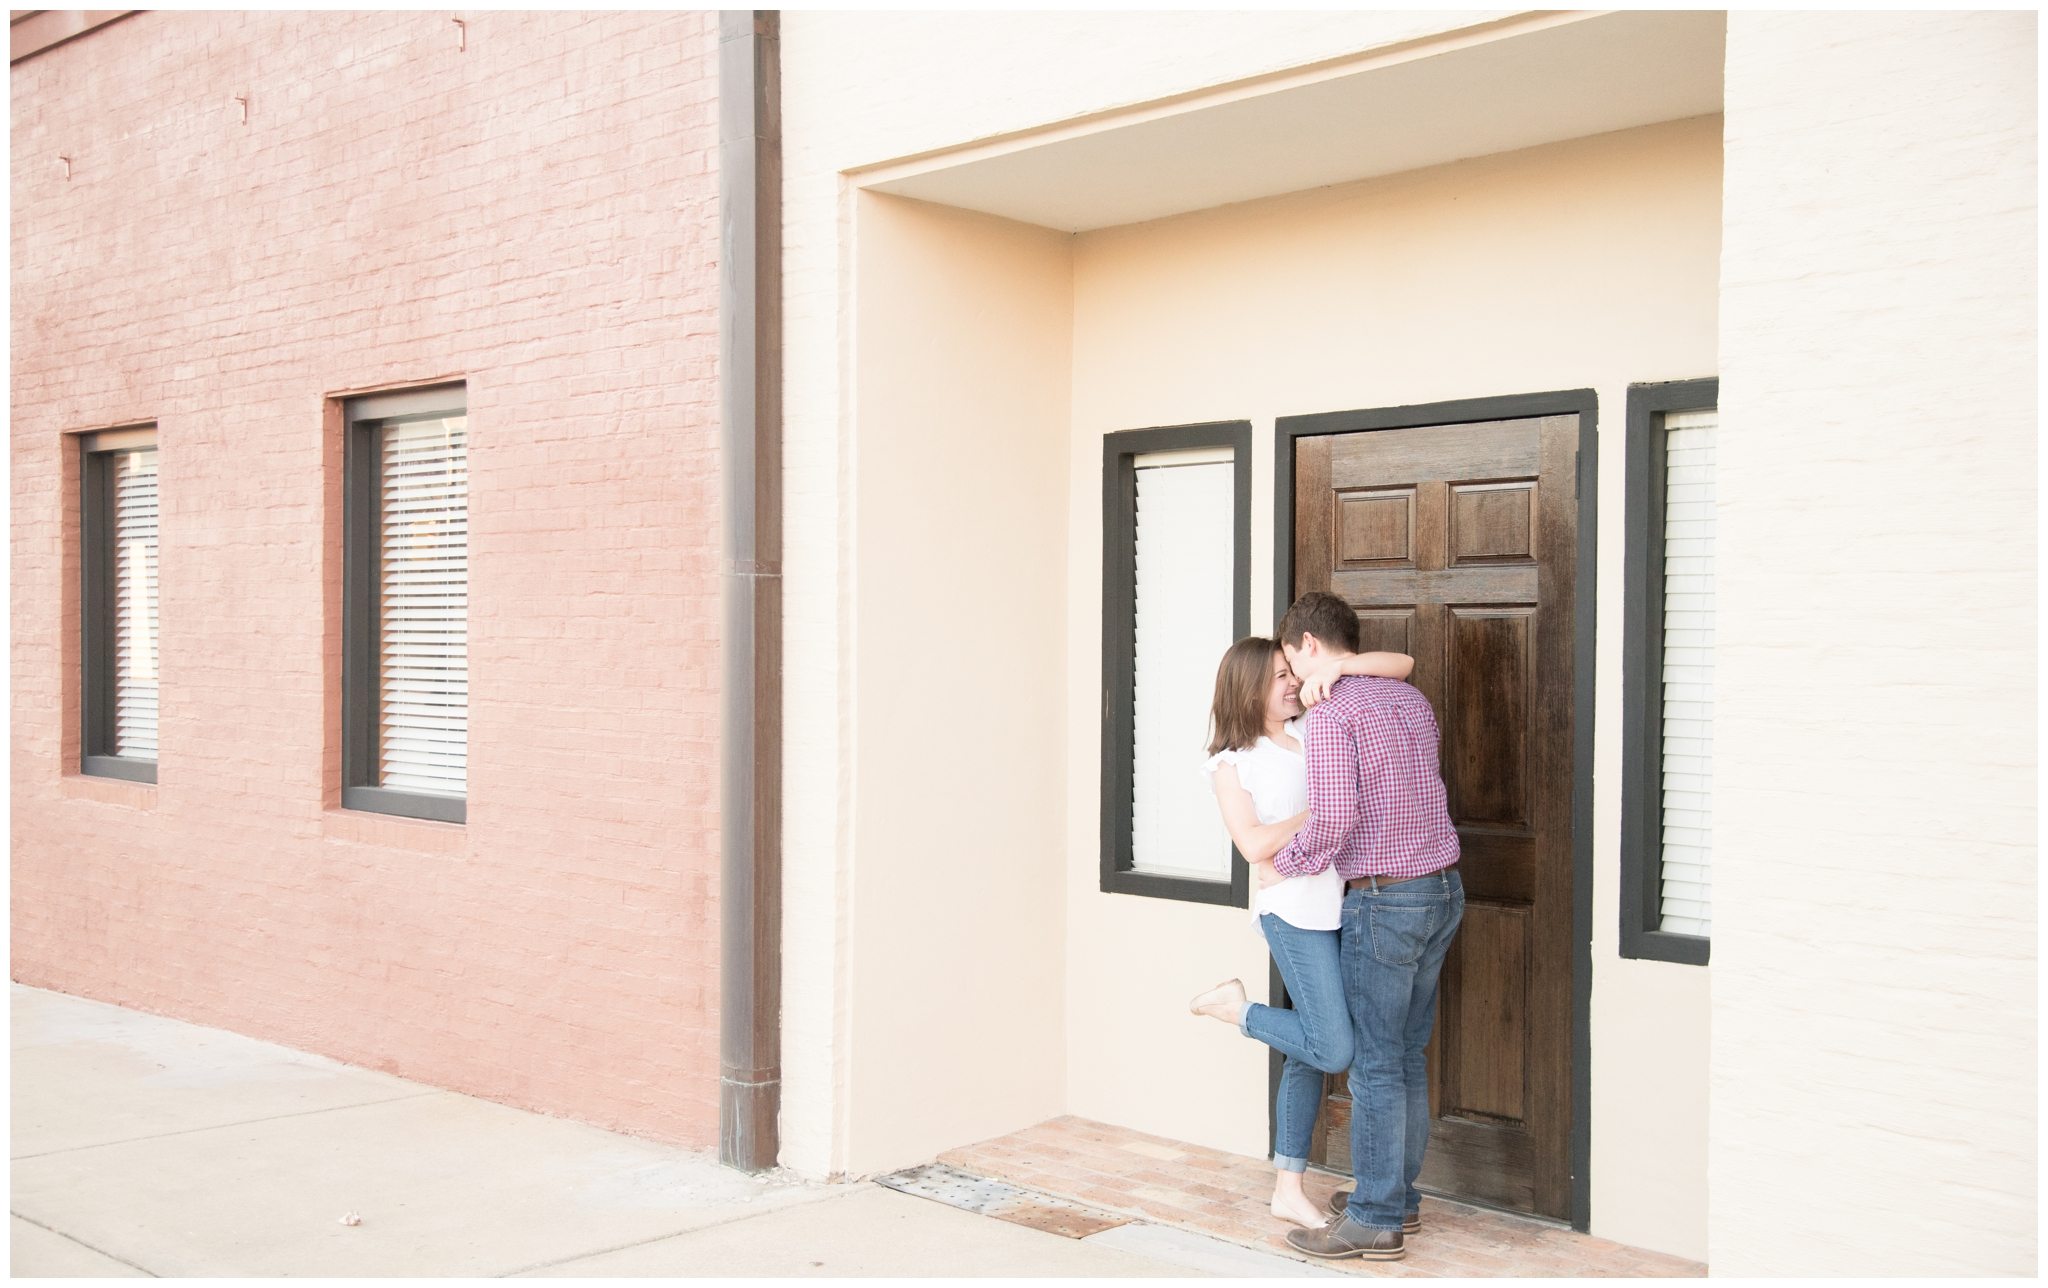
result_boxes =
[1189,591,1464,1262]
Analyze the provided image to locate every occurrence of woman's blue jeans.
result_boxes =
[1242,913,1354,1173]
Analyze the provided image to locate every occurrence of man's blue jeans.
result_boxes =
[1242,914,1353,1172]
[1340,868,1464,1231]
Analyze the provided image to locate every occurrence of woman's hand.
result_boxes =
[1296,661,1344,708]
[1252,859,1288,889]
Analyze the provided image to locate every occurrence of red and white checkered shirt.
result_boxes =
[1271,675,1460,881]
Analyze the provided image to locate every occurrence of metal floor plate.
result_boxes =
[873,1162,1132,1240]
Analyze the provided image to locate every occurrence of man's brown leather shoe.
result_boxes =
[1285,1216,1405,1261]
[1323,1190,1420,1233]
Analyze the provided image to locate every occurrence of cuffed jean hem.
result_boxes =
[1238,1002,1258,1035]
[1272,1152,1309,1174]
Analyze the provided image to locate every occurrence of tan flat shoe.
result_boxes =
[1271,1196,1329,1229]
[1188,978,1248,1021]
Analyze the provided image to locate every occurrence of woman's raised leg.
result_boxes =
[1243,915,1352,1226]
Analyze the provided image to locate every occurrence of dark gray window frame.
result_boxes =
[342,384,468,825]
[1100,421,1253,908]
[1620,378,1717,967]
[79,425,160,784]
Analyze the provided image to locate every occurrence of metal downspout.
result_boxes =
[717,8,782,1173]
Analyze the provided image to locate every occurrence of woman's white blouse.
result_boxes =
[1203,718,1345,931]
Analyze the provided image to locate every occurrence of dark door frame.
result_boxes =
[1268,388,1597,1233]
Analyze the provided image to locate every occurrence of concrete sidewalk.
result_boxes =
[10,985,1330,1277]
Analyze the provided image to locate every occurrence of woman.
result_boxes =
[1188,635,1415,1228]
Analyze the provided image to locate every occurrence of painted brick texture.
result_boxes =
[11,11,724,1146]
[1714,12,2036,1276]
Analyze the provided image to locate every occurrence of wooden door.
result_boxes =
[1296,415,1577,1222]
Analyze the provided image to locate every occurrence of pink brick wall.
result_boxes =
[11,11,723,1146]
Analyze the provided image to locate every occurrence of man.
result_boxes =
[1265,591,1462,1262]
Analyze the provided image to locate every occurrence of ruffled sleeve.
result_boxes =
[1203,746,1255,796]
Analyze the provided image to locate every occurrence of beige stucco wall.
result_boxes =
[1712,12,2036,1276]
[842,193,1075,1174]
[781,14,1728,1259]
[781,15,2038,1269]
[1061,116,1721,1262]
[779,7,1517,1182]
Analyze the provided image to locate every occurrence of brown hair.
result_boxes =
[1208,636,1283,756]
[1276,590,1360,653]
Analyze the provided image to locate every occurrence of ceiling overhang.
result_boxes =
[860,10,1726,233]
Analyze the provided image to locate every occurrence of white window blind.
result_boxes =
[1658,408,1715,936]
[111,447,160,760]
[1130,454,1235,880]
[378,414,468,796]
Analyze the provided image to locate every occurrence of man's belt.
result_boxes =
[1346,865,1457,892]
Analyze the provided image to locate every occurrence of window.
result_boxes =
[343,385,468,823]
[1100,422,1251,906]
[1621,379,1717,964]
[80,426,160,783]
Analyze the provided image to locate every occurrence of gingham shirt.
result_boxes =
[1270,674,1460,881]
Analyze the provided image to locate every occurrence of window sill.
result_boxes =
[322,807,467,857]
[1101,866,1247,908]
[62,773,158,810]
[1619,928,1710,967]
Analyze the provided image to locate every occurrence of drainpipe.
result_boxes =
[718,9,782,1174]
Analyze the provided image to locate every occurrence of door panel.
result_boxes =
[1445,903,1530,1122]
[1445,607,1533,829]
[1353,608,1415,657]
[1297,414,1577,1222]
